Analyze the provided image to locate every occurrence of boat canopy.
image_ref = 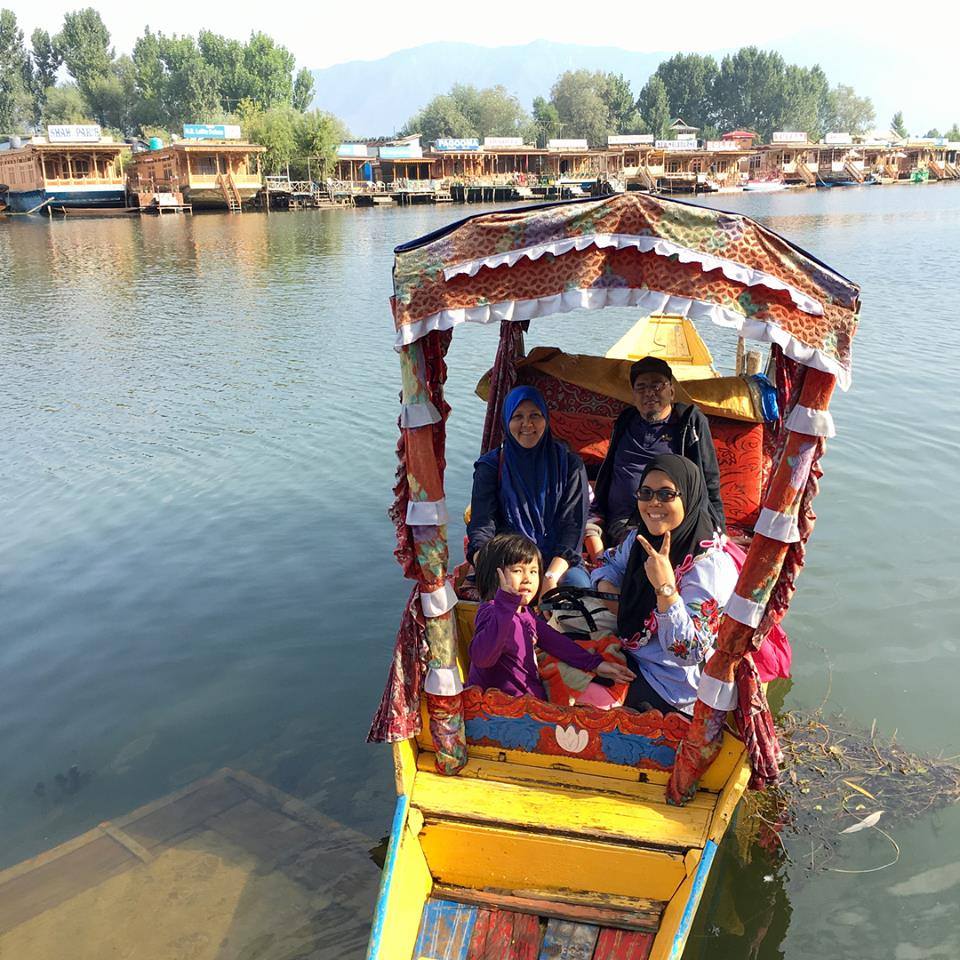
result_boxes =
[392,193,859,388]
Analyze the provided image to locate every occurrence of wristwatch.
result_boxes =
[657,582,676,597]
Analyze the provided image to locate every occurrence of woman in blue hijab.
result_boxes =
[467,385,591,589]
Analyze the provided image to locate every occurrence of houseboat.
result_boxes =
[127,137,265,211]
[0,126,127,213]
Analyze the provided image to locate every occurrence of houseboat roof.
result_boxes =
[151,141,266,153]
[1,139,127,153]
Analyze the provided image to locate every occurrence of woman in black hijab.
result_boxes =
[591,453,738,715]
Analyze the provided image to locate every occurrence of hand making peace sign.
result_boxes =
[635,530,676,595]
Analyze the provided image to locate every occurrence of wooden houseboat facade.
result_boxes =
[0,129,127,213]
[758,137,820,185]
[127,141,265,211]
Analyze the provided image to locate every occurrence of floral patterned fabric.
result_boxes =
[536,634,630,708]
[393,195,860,388]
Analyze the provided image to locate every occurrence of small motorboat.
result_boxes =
[743,179,786,192]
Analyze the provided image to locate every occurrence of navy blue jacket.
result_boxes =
[467,445,589,568]
[591,402,726,532]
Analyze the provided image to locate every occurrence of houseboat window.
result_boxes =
[196,156,219,176]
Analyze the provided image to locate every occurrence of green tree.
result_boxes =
[924,128,941,138]
[196,31,247,109]
[637,75,670,140]
[891,111,908,138]
[778,64,830,140]
[56,8,114,118]
[403,84,531,142]
[132,30,222,131]
[0,8,30,133]
[823,84,875,135]
[713,47,787,140]
[550,70,611,146]
[401,93,474,141]
[602,72,641,134]
[238,99,296,173]
[653,53,718,131]
[27,28,62,125]
[946,123,960,140]
[294,108,347,177]
[43,82,93,123]
[532,95,561,147]
[239,32,294,109]
[292,67,314,112]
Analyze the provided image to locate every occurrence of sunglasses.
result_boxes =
[636,486,681,503]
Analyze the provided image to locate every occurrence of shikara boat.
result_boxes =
[368,193,860,960]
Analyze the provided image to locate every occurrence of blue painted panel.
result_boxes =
[365,793,409,960]
[413,899,477,960]
[668,839,718,960]
[538,918,599,959]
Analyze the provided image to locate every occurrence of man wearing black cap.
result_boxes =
[584,356,725,553]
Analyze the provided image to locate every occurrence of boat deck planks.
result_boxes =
[414,898,478,959]
[537,918,600,959]
[592,928,655,960]
[413,770,711,850]
[466,907,541,960]
[0,767,379,958]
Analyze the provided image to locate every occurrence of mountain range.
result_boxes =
[310,39,952,139]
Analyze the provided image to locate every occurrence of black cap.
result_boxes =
[630,356,673,385]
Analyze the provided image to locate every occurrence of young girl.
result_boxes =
[468,533,634,699]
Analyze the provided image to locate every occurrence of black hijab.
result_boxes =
[617,453,718,639]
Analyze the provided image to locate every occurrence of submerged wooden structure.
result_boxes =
[367,193,861,958]
[0,768,378,959]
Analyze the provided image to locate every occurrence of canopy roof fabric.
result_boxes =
[392,194,860,388]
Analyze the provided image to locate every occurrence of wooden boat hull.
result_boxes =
[367,698,750,960]
[183,186,261,209]
[4,186,126,212]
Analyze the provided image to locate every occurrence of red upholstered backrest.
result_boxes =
[519,367,767,531]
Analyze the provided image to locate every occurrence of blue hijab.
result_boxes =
[498,386,569,552]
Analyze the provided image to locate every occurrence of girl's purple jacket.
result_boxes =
[468,589,603,699]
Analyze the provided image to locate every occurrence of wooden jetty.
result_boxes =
[0,768,379,959]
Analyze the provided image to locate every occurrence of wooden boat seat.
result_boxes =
[411,765,712,851]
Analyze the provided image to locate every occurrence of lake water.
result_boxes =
[2,185,959,959]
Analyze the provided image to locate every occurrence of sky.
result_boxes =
[7,0,959,132]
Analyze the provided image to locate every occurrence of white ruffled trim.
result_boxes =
[423,666,463,696]
[420,581,458,618]
[400,401,441,428]
[406,499,449,526]
[725,593,765,628]
[785,403,837,438]
[441,234,824,318]
[754,507,801,543]
[697,675,738,712]
[394,288,851,390]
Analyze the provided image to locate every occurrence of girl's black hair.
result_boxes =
[474,533,543,602]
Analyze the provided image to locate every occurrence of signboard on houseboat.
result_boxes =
[47,124,102,143]
[434,138,481,151]
[337,143,371,158]
[547,139,589,150]
[772,131,808,143]
[380,144,423,159]
[484,137,524,148]
[705,141,740,151]
[183,124,242,140]
[825,132,852,144]
[608,134,654,145]
[655,139,698,150]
